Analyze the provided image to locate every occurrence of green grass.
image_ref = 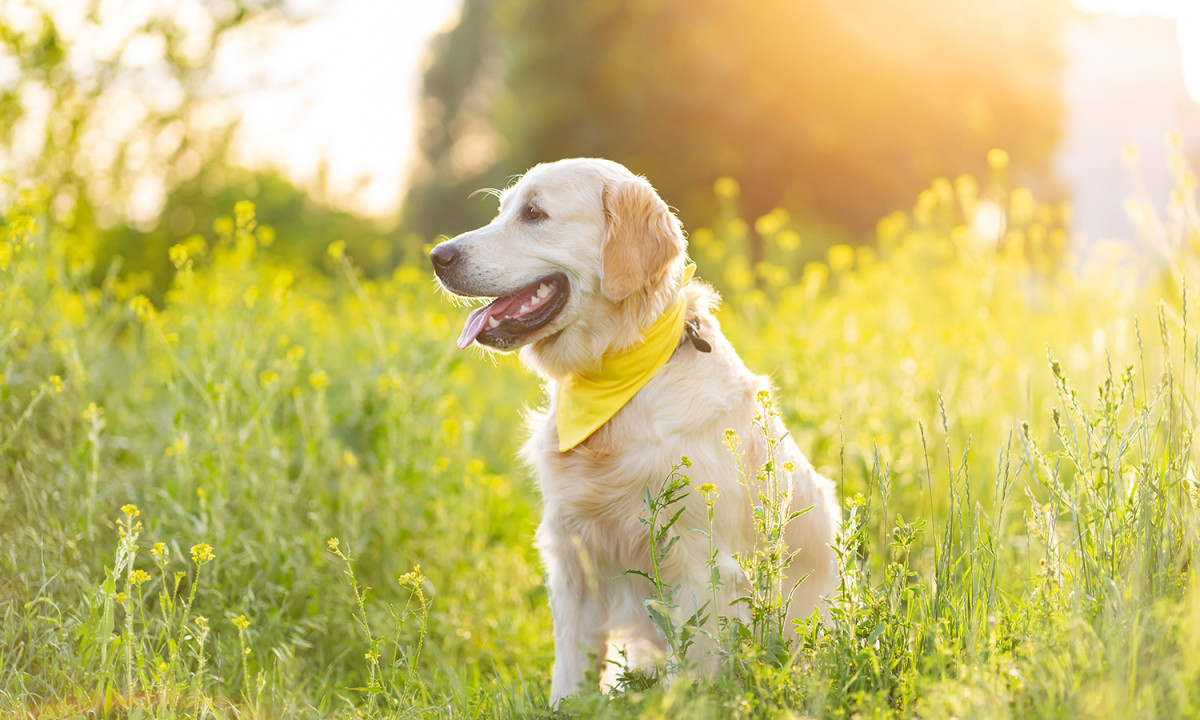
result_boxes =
[1,164,1198,719]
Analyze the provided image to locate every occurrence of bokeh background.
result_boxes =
[3,1,1200,717]
[2,0,1199,278]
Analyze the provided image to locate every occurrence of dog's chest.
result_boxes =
[537,433,662,519]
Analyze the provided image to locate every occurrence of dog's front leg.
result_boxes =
[547,579,606,705]
[541,527,607,705]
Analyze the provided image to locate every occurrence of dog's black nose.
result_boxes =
[430,242,458,272]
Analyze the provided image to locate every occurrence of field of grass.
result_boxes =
[1,153,1198,718]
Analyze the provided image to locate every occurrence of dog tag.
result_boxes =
[685,320,712,353]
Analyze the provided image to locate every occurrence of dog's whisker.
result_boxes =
[469,187,503,201]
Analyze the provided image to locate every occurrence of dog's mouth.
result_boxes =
[456,273,570,350]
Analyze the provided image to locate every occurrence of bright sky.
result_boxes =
[217,0,461,219]
[1074,0,1200,99]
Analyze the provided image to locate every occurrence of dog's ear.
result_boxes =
[600,177,686,302]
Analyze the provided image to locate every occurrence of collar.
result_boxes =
[555,264,695,452]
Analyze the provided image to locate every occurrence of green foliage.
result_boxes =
[623,458,709,674]
[736,394,811,656]
[405,0,1067,241]
[0,190,546,717]
[2,150,1199,718]
[97,165,402,297]
[0,0,284,225]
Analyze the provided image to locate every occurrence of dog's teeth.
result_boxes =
[519,304,530,314]
[537,284,551,298]
[487,317,499,329]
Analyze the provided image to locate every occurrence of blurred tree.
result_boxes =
[404,0,1068,242]
[0,0,286,226]
[99,162,396,296]
[0,0,395,293]
[401,0,504,242]
[0,0,395,290]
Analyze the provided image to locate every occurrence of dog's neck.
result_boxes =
[520,260,690,382]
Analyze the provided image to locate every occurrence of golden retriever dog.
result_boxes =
[430,158,839,704]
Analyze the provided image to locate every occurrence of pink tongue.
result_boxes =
[457,305,495,349]
[456,291,530,349]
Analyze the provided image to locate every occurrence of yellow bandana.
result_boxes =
[556,265,695,452]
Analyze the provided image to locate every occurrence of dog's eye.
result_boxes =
[524,203,546,221]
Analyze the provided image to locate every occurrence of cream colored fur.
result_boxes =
[434,158,840,705]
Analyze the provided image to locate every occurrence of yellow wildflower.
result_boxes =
[754,212,782,238]
[713,177,740,199]
[128,295,157,322]
[309,370,331,391]
[213,216,234,238]
[1121,143,1139,165]
[190,543,214,565]
[828,244,855,274]
[234,200,256,230]
[168,244,189,269]
[441,418,460,443]
[399,564,425,589]
[327,240,346,261]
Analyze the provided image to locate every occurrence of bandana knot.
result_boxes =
[555,265,695,452]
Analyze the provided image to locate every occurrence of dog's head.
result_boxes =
[431,158,689,378]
